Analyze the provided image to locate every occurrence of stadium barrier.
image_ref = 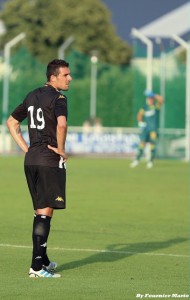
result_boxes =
[0,125,185,160]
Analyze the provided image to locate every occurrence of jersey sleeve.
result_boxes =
[54,94,68,119]
[11,102,27,122]
[156,102,161,110]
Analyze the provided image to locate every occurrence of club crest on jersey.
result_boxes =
[55,196,64,202]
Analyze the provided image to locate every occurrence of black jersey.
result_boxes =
[11,84,68,167]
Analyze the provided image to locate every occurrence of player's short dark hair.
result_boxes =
[46,59,69,81]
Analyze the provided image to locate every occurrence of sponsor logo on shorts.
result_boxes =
[55,196,64,202]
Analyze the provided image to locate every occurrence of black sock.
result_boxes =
[31,214,51,271]
[43,224,51,266]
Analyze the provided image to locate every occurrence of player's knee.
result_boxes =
[150,143,156,150]
[139,142,145,149]
[34,222,47,236]
[36,207,53,217]
[150,132,157,140]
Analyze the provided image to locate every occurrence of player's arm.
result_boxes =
[137,109,146,128]
[48,95,68,161]
[137,109,144,122]
[48,116,68,161]
[57,115,67,149]
[6,116,28,153]
[48,116,67,160]
[154,94,164,106]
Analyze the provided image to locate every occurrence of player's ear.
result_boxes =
[50,74,57,82]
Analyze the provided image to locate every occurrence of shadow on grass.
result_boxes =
[57,237,187,272]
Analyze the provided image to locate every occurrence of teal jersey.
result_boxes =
[141,102,161,131]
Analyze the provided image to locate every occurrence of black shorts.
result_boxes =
[24,165,66,210]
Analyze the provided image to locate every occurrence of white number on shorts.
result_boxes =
[28,106,45,130]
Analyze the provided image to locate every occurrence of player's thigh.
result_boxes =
[140,130,148,144]
[149,131,157,144]
[24,165,66,210]
[37,166,66,209]
[24,165,38,207]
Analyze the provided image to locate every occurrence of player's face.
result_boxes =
[53,67,72,90]
[146,97,154,105]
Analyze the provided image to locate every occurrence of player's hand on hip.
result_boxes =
[48,145,68,162]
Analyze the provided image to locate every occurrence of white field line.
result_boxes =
[0,243,189,258]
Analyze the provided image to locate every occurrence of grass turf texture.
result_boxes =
[0,157,189,300]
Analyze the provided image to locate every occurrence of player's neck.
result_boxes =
[45,82,60,91]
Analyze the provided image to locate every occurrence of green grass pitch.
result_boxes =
[0,156,189,300]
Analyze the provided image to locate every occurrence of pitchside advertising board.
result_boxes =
[7,126,185,158]
[66,131,139,154]
[21,127,140,155]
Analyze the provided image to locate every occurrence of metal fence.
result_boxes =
[0,46,187,159]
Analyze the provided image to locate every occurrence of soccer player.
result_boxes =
[130,91,164,169]
[6,59,72,278]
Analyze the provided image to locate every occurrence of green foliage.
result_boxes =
[97,64,133,127]
[5,47,46,121]
[0,0,132,64]
[1,47,133,127]
[165,73,185,128]
[66,50,133,127]
[176,49,186,65]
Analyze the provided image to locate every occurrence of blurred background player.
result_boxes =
[130,91,164,169]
